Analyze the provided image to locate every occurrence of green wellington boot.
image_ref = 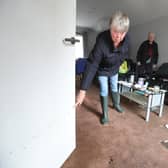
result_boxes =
[100,96,109,124]
[111,92,123,113]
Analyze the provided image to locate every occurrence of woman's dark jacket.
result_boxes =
[81,30,129,90]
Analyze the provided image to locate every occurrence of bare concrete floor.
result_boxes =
[62,83,168,168]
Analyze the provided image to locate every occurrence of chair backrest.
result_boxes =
[75,58,87,75]
[156,63,168,78]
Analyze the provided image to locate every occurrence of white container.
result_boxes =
[154,85,160,92]
[138,78,145,86]
[129,75,135,83]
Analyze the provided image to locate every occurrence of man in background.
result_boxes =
[136,32,159,78]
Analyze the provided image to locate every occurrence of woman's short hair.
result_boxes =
[110,11,130,33]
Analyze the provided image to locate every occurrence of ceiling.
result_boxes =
[77,0,168,31]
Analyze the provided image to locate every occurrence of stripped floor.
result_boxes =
[62,83,168,168]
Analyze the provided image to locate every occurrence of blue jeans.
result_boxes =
[98,74,118,97]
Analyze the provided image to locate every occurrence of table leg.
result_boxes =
[159,93,165,117]
[146,95,152,122]
[118,84,121,93]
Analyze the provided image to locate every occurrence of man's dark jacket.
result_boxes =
[137,40,158,65]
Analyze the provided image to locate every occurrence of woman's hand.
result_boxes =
[75,90,86,107]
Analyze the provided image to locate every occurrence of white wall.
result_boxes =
[76,26,90,57]
[130,16,168,65]
[0,0,75,167]
[85,16,168,66]
[76,27,99,57]
[86,29,99,57]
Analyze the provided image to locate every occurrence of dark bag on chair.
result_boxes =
[156,63,168,78]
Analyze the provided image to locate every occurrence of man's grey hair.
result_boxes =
[110,11,130,33]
